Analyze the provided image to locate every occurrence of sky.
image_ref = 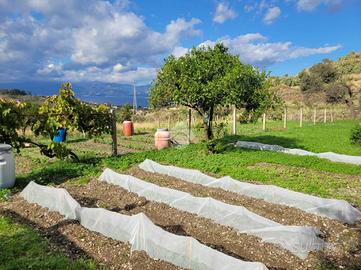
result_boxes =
[0,0,360,85]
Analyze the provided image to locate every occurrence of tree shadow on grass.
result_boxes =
[0,209,92,265]
[211,134,305,154]
[14,155,105,192]
[67,137,89,144]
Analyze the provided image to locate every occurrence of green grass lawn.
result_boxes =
[0,217,95,270]
[1,119,361,267]
[234,120,361,155]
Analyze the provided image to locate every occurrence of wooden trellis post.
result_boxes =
[324,108,327,123]
[232,106,237,135]
[299,107,303,128]
[283,107,287,129]
[262,113,266,131]
[111,109,118,157]
[313,107,317,125]
[330,107,334,122]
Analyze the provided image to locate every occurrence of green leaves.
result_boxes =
[149,43,272,139]
[0,82,111,160]
[0,98,26,151]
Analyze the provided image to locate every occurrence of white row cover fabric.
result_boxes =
[100,169,326,259]
[235,140,361,165]
[20,181,268,270]
[139,159,361,224]
[20,181,81,219]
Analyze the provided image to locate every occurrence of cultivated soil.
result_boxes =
[127,166,361,269]
[62,180,306,270]
[2,163,361,269]
[0,198,182,270]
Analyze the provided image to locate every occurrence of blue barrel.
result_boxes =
[53,128,67,143]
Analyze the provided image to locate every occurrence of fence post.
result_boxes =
[283,107,287,129]
[299,107,303,128]
[324,108,327,123]
[313,107,316,125]
[188,109,191,144]
[232,105,237,135]
[262,113,266,131]
[330,107,334,122]
[111,109,118,157]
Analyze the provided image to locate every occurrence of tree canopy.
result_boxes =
[0,82,111,160]
[149,43,272,139]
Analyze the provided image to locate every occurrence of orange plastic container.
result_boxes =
[155,128,170,150]
[123,121,134,136]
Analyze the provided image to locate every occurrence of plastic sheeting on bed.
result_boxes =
[100,168,326,259]
[139,159,361,224]
[20,181,268,270]
[235,140,361,165]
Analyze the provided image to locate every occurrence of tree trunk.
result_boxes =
[203,107,214,140]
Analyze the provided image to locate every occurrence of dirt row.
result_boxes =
[127,166,361,269]
[0,199,182,270]
[60,180,305,270]
[2,166,361,269]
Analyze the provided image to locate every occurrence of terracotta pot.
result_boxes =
[155,128,170,150]
[123,121,134,136]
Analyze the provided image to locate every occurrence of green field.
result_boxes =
[0,217,95,270]
[233,120,361,155]
[1,119,361,268]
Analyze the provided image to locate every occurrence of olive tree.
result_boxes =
[149,43,271,139]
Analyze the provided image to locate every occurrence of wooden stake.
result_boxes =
[111,109,118,156]
[283,107,287,129]
[324,108,327,123]
[313,107,316,125]
[232,106,237,135]
[299,107,303,127]
[330,107,334,122]
[262,113,266,131]
[188,109,191,144]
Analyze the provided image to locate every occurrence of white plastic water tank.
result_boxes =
[0,144,16,188]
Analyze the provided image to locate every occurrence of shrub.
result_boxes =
[325,82,351,104]
[206,140,228,154]
[350,124,361,145]
[118,104,132,122]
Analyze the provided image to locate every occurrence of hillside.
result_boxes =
[0,82,150,107]
[274,52,361,112]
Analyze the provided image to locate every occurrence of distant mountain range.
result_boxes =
[0,81,150,107]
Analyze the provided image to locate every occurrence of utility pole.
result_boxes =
[132,81,137,113]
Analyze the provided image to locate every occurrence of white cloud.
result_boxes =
[113,63,124,73]
[263,6,281,24]
[213,2,237,24]
[61,66,158,84]
[0,0,201,83]
[198,34,341,67]
[297,0,342,11]
[171,46,189,58]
